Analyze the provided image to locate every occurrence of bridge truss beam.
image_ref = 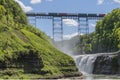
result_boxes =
[26,13,105,41]
[52,17,63,41]
[78,17,89,35]
[28,16,37,27]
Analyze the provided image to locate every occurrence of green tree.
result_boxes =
[94,8,120,52]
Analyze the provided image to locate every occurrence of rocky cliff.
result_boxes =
[93,51,120,74]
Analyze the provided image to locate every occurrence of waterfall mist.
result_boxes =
[53,35,81,56]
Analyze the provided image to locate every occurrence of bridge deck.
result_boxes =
[26,12,105,17]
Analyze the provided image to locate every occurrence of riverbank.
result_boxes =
[84,74,120,80]
[59,74,120,80]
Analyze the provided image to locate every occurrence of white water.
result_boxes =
[75,54,98,74]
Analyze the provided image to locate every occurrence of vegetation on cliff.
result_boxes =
[0,0,80,79]
[92,8,120,53]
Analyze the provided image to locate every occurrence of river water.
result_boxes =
[72,54,120,80]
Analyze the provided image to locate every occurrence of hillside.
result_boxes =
[0,0,80,79]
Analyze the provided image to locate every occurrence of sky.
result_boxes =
[14,0,120,40]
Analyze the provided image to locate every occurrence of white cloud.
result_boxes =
[14,0,33,12]
[30,0,42,4]
[113,0,120,3]
[63,33,78,40]
[106,2,114,5]
[97,0,104,5]
[63,19,78,27]
[90,23,96,27]
[63,33,83,40]
[54,23,61,27]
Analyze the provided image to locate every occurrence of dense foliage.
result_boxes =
[0,0,80,79]
[0,0,27,30]
[94,8,120,53]
[78,8,120,54]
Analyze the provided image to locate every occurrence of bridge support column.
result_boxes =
[28,16,37,27]
[78,17,89,35]
[78,17,89,54]
[52,17,63,41]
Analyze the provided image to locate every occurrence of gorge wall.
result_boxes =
[75,51,120,75]
[93,51,120,74]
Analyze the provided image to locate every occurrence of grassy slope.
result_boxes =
[0,0,80,78]
[0,28,80,79]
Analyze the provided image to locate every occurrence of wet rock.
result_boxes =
[93,51,120,74]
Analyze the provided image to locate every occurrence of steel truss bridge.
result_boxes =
[26,13,105,41]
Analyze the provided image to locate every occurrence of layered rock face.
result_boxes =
[93,51,120,74]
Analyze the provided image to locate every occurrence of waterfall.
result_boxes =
[74,54,97,74]
[74,52,118,74]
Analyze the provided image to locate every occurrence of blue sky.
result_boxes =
[15,0,120,40]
